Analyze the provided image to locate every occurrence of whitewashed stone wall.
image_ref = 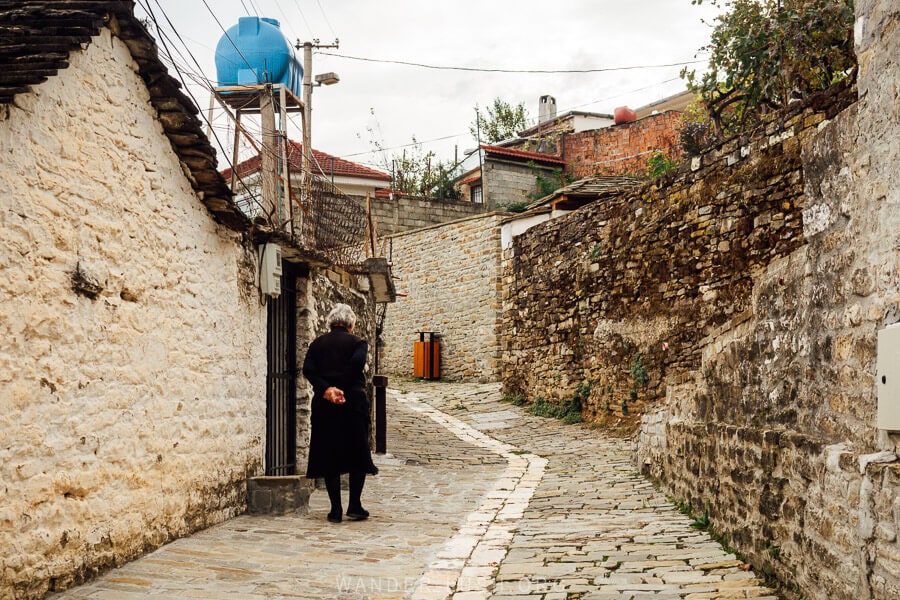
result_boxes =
[0,29,267,598]
[382,214,505,382]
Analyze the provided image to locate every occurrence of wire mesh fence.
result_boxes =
[294,173,368,267]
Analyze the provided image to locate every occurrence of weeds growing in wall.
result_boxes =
[646,151,680,178]
[521,381,592,424]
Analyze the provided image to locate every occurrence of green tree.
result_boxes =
[470,98,530,144]
[683,0,856,137]
[383,137,459,199]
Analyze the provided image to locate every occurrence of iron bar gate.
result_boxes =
[265,262,297,476]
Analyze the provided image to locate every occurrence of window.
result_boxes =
[471,184,483,204]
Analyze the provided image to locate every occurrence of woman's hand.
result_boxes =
[324,386,346,404]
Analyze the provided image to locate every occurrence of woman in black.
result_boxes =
[303,303,378,523]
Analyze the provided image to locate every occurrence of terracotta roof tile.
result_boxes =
[481,144,566,165]
[222,141,391,182]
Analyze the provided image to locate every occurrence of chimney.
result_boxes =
[539,95,557,125]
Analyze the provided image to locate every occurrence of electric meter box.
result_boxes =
[877,322,900,430]
[259,243,282,298]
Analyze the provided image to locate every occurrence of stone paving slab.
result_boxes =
[404,382,777,600]
[49,381,777,599]
[49,392,505,600]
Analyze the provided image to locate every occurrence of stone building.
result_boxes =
[382,213,507,382]
[0,3,376,597]
[498,0,900,594]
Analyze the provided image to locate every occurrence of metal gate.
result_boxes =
[265,261,297,476]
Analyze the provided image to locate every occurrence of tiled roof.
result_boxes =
[221,141,392,183]
[481,144,566,165]
[527,175,643,209]
[460,175,481,185]
[0,1,247,230]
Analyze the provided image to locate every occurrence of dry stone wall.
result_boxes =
[0,31,267,598]
[383,214,505,382]
[501,73,899,599]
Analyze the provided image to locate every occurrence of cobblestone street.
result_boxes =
[52,382,776,600]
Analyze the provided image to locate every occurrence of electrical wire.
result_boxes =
[141,0,265,212]
[313,0,337,38]
[335,77,686,160]
[268,0,303,45]
[239,0,256,16]
[287,0,313,35]
[316,52,707,74]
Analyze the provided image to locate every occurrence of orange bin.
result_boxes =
[413,332,440,379]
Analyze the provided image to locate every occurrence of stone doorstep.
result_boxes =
[246,476,312,515]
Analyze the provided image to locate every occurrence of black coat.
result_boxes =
[302,326,378,478]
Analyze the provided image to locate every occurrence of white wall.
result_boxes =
[0,29,266,598]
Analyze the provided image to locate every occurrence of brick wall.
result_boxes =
[501,77,899,599]
[0,30,268,598]
[563,111,683,178]
[383,214,505,382]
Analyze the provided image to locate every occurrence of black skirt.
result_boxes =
[306,388,378,478]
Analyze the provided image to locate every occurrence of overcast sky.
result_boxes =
[141,1,721,174]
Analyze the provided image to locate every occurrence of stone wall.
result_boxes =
[296,267,377,466]
[351,193,487,237]
[383,213,506,382]
[501,70,899,598]
[0,30,267,598]
[563,111,683,179]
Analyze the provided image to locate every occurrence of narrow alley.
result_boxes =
[52,382,775,600]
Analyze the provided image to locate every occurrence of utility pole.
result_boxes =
[260,84,278,223]
[296,38,339,215]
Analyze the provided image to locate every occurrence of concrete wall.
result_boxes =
[0,30,267,598]
[383,214,506,382]
[358,193,487,237]
[482,159,558,209]
[563,111,683,178]
[501,67,899,598]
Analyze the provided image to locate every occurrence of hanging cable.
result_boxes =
[239,0,255,16]
[316,52,706,74]
[313,0,337,38]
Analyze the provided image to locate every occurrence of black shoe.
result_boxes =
[327,511,342,523]
[346,507,369,521]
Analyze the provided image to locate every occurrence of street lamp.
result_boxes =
[314,72,340,86]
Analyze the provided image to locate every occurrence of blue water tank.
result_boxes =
[214,17,303,97]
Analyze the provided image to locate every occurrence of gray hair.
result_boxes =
[326,303,357,329]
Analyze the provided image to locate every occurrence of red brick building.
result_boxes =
[562,111,683,179]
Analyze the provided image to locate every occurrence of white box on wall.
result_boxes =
[877,322,900,430]
[259,243,282,298]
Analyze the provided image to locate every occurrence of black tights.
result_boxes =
[324,472,366,514]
